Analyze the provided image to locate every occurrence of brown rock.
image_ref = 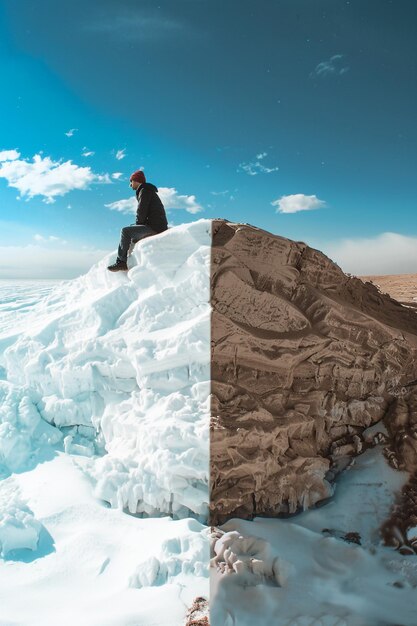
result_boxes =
[210,219,417,536]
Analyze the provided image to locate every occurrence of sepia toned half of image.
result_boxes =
[209,219,417,626]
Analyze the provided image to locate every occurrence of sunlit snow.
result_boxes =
[0,220,210,626]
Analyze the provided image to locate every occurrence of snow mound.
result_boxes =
[211,528,292,586]
[0,479,41,556]
[0,381,62,476]
[3,220,210,519]
[129,519,209,588]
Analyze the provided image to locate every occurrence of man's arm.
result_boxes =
[136,187,152,225]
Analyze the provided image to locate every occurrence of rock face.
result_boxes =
[210,219,417,529]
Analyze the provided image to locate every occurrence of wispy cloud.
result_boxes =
[210,190,230,196]
[105,187,205,215]
[310,54,349,78]
[34,234,67,244]
[86,12,184,43]
[319,232,417,276]
[0,150,111,203]
[210,189,237,202]
[112,172,124,180]
[238,152,279,176]
[65,128,78,137]
[115,149,126,161]
[82,147,95,157]
[272,193,326,214]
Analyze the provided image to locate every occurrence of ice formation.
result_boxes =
[0,380,62,475]
[0,220,210,626]
[0,479,41,556]
[211,526,293,586]
[129,518,209,588]
[2,220,210,518]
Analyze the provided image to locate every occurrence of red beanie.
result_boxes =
[130,170,146,184]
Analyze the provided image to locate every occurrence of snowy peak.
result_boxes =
[2,219,211,519]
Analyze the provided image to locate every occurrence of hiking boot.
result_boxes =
[107,260,128,272]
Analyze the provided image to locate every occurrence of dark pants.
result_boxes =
[117,225,156,262]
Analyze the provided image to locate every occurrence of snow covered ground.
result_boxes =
[0,280,60,361]
[2,219,417,626]
[0,220,210,626]
[211,443,417,626]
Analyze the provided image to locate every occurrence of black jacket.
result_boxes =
[136,183,168,233]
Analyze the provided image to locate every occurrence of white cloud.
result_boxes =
[105,197,136,214]
[210,189,236,202]
[82,147,95,157]
[115,149,126,160]
[105,187,205,215]
[95,173,112,184]
[65,128,78,137]
[272,193,326,214]
[318,232,417,276]
[0,149,20,162]
[0,152,112,203]
[34,234,67,244]
[112,172,124,180]
[0,244,110,279]
[159,188,204,213]
[238,152,279,176]
[310,54,349,78]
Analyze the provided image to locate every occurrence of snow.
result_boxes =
[1,218,416,626]
[0,479,41,556]
[0,380,62,475]
[2,219,210,518]
[0,220,210,625]
[212,447,417,626]
[1,452,209,626]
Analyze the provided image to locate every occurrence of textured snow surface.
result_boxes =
[2,220,210,518]
[0,453,209,626]
[0,220,210,625]
[0,479,41,556]
[211,447,417,626]
[0,380,62,475]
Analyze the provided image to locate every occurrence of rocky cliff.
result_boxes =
[210,219,417,546]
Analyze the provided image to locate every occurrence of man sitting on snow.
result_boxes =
[107,170,168,272]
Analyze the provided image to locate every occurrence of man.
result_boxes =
[107,170,168,272]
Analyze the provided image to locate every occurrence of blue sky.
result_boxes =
[0,0,416,278]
